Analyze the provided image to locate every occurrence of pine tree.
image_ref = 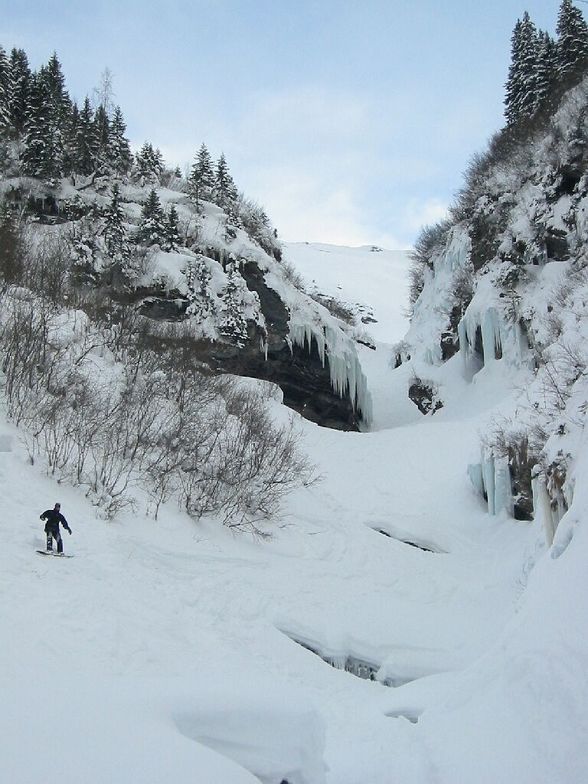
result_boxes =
[73,97,97,175]
[556,0,588,80]
[21,72,62,179]
[109,105,132,175]
[219,266,248,346]
[188,143,215,205]
[9,48,31,138]
[163,204,181,251]
[185,258,215,319]
[135,142,164,184]
[103,184,130,264]
[62,102,80,176]
[69,215,100,284]
[138,188,166,245]
[504,13,540,125]
[93,104,110,174]
[214,152,238,208]
[535,30,557,110]
[44,52,71,126]
[0,46,11,138]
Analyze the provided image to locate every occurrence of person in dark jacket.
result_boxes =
[40,503,72,554]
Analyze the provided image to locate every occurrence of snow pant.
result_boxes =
[45,524,63,553]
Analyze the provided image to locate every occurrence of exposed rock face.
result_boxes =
[408,379,443,415]
[2,169,368,431]
[135,260,362,430]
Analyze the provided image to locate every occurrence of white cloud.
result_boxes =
[403,198,449,233]
[247,164,405,248]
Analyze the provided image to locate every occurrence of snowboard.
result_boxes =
[36,550,74,558]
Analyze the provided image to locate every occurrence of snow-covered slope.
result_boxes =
[284,242,411,344]
[2,42,588,784]
[2,228,587,783]
[283,242,413,430]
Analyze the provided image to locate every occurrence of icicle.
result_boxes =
[289,320,372,424]
[533,475,557,545]
[494,456,513,516]
[467,463,485,498]
[481,308,502,364]
[481,452,496,515]
[458,317,470,374]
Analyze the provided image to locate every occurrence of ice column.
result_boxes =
[469,451,514,517]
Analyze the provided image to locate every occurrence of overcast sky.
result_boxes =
[3,0,562,247]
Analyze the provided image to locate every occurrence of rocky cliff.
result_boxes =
[397,75,588,535]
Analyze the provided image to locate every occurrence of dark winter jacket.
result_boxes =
[40,509,71,534]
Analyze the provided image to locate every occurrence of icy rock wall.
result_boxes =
[405,226,473,366]
[290,322,372,425]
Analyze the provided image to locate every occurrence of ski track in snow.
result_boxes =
[1,242,586,783]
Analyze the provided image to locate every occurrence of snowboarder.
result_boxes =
[40,503,72,554]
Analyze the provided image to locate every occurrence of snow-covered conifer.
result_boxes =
[21,72,62,179]
[535,30,557,109]
[556,0,588,79]
[188,143,215,205]
[93,104,110,174]
[62,102,79,176]
[214,152,238,208]
[504,13,540,125]
[135,142,164,185]
[73,97,97,176]
[219,266,249,346]
[138,188,166,246]
[44,52,71,126]
[185,258,215,319]
[109,106,132,175]
[0,46,11,138]
[8,48,31,138]
[163,204,181,251]
[103,184,130,264]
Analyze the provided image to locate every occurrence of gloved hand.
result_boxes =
[67,528,72,535]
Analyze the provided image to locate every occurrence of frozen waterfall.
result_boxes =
[290,322,372,425]
[459,305,527,379]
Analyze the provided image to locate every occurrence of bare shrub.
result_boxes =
[23,232,71,304]
[279,257,306,291]
[0,285,316,526]
[177,383,315,532]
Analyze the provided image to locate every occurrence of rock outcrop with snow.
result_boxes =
[0,174,370,430]
[399,76,588,534]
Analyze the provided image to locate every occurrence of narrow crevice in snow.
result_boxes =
[385,709,422,724]
[282,633,422,688]
[290,636,382,683]
[371,527,447,554]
